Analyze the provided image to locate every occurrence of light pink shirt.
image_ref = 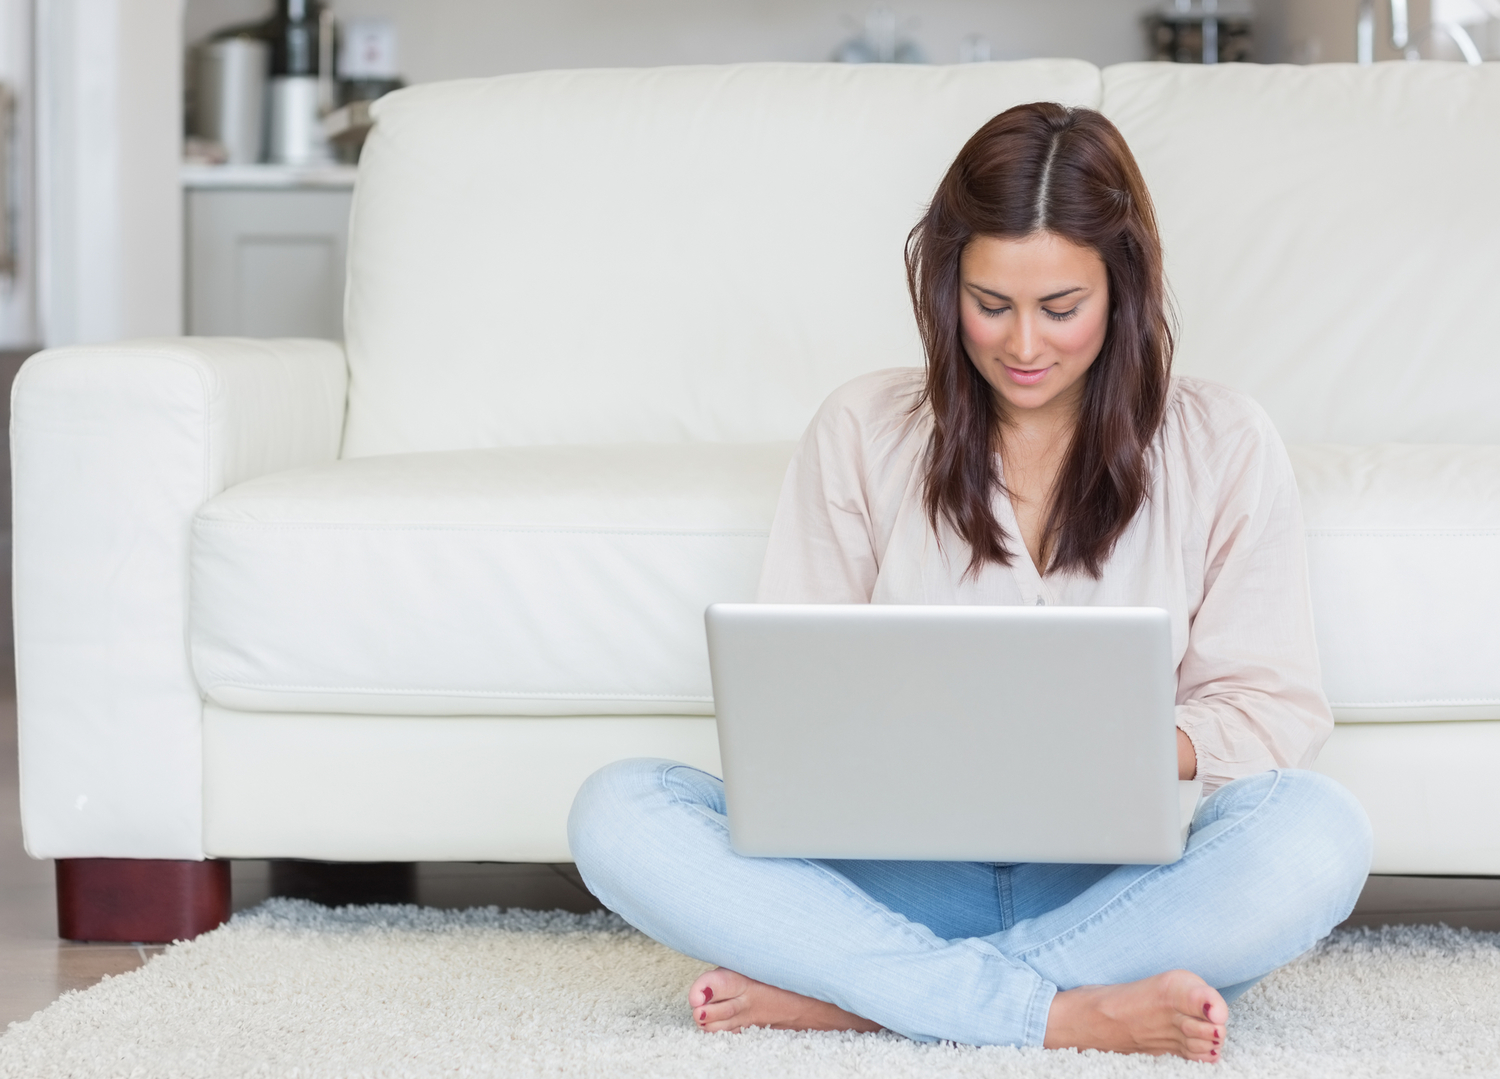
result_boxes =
[757,368,1333,792]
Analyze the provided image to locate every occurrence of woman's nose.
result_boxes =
[1010,314,1044,364]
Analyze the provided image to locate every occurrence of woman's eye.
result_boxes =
[979,304,1008,318]
[1045,306,1080,322]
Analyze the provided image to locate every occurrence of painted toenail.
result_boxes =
[1203,1003,1211,1019]
[698,1010,706,1021]
[703,987,713,1003]
[1211,1050,1218,1057]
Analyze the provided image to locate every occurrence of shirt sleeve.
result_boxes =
[756,389,881,604]
[1174,410,1334,792]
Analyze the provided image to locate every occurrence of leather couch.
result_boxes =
[13,60,1500,924]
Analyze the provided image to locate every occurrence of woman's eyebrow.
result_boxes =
[967,284,1086,302]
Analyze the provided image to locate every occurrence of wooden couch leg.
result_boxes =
[56,858,231,942]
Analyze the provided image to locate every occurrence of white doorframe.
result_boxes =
[36,0,182,347]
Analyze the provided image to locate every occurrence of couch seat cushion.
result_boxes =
[190,444,794,716]
[1290,444,1500,722]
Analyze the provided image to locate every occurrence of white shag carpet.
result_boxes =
[2,898,1497,1078]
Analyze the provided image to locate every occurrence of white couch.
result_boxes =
[14,60,1500,881]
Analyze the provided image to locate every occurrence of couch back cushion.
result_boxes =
[340,61,1100,456]
[1102,62,1500,444]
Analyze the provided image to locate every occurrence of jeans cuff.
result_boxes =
[1023,979,1058,1047]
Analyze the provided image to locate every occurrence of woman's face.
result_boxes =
[957,232,1111,420]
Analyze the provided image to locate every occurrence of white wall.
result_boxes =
[186,0,1156,77]
[38,0,183,347]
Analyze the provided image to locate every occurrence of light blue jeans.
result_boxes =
[568,759,1372,1047]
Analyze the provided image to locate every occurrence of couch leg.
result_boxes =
[56,858,231,943]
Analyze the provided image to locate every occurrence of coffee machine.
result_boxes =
[191,1,402,165]
[265,0,334,165]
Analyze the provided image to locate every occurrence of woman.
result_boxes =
[567,103,1372,1063]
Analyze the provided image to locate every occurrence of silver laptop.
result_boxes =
[705,603,1202,865]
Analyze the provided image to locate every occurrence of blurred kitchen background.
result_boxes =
[0,0,1494,353]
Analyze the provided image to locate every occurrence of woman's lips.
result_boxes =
[1005,364,1050,386]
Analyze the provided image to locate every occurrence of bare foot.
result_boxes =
[1044,970,1228,1063]
[688,967,883,1034]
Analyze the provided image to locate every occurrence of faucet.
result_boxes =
[1358,0,1410,62]
[1363,0,1486,64]
[1390,0,1409,48]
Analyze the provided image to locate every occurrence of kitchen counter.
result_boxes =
[184,171,354,338]
[181,163,359,189]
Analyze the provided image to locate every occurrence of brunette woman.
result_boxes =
[567,102,1371,1062]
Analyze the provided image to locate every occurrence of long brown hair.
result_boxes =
[906,102,1173,579]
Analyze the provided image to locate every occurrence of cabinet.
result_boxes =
[184,166,356,339]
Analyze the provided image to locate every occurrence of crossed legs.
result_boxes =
[568,760,1370,1058]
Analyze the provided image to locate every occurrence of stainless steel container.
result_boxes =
[196,36,269,165]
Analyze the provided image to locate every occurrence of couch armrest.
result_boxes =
[12,338,347,859]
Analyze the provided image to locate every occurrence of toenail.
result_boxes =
[1203,1003,1212,1019]
[1211,1050,1218,1057]
[698,1010,706,1022]
[703,987,713,1003]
